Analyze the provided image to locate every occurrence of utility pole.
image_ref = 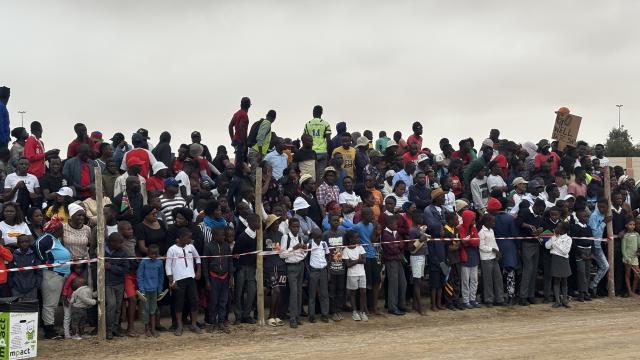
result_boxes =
[17,110,26,127]
[616,104,623,129]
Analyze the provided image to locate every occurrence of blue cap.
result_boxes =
[132,132,145,144]
[164,177,181,187]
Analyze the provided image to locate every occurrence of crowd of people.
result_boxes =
[1,87,640,341]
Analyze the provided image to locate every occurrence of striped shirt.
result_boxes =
[159,195,187,226]
[62,223,91,259]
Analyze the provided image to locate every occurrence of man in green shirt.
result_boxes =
[303,105,332,181]
[248,110,276,180]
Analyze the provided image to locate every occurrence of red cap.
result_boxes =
[487,197,502,211]
[555,107,570,114]
[126,157,145,167]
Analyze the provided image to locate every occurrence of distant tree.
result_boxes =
[605,126,640,157]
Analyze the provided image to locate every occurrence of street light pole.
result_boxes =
[17,110,26,127]
[616,104,623,129]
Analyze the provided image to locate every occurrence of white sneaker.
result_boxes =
[72,335,82,340]
[352,311,361,321]
[360,312,369,322]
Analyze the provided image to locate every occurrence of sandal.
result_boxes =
[275,318,285,326]
[127,331,140,338]
[267,318,277,327]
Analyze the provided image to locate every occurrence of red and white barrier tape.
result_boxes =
[0,235,614,273]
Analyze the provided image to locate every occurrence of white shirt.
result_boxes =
[264,151,288,180]
[487,175,507,194]
[165,244,201,282]
[279,232,307,264]
[0,221,31,246]
[545,234,572,258]
[339,191,361,221]
[443,190,456,213]
[342,245,366,277]
[4,173,39,202]
[478,226,498,261]
[309,240,329,269]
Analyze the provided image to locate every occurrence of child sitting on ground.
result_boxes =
[69,277,98,340]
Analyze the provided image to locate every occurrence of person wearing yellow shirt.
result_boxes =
[332,133,356,178]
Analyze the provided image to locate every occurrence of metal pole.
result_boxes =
[616,104,623,129]
[254,167,265,326]
[18,111,26,127]
[604,166,615,297]
[94,167,107,339]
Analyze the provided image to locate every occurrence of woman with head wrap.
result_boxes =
[62,203,91,259]
[33,216,72,339]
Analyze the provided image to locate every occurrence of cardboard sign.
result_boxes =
[0,312,38,360]
[551,113,582,149]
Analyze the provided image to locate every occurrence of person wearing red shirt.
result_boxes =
[120,133,158,179]
[533,139,560,176]
[24,121,58,178]
[67,123,94,159]
[451,139,473,165]
[147,162,167,196]
[401,143,420,165]
[406,122,423,150]
[228,97,251,162]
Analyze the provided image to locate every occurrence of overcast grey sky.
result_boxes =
[2,0,639,153]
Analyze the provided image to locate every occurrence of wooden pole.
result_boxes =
[254,167,265,326]
[94,167,107,339]
[604,166,615,298]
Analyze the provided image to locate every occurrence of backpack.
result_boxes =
[246,119,265,148]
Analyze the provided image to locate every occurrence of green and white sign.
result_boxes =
[0,312,37,360]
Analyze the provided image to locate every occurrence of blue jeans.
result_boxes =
[590,247,609,290]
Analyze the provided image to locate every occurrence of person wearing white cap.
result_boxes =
[354,136,370,184]
[292,197,320,241]
[147,162,168,195]
[382,169,396,198]
[45,187,75,223]
[508,177,529,215]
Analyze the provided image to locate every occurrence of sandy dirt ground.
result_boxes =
[39,297,640,359]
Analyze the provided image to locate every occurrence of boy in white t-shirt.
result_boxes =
[338,176,361,222]
[341,230,368,321]
[4,158,40,203]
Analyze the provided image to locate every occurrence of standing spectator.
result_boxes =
[105,232,132,340]
[95,142,113,172]
[159,177,187,227]
[62,204,91,259]
[478,213,505,306]
[459,210,481,308]
[392,161,415,195]
[111,132,132,170]
[517,198,545,306]
[354,136,370,184]
[121,133,158,178]
[304,105,332,181]
[406,121,423,150]
[67,123,93,159]
[39,157,70,204]
[203,227,233,333]
[62,144,97,200]
[375,131,390,153]
[307,228,330,323]
[146,162,168,196]
[9,127,28,166]
[24,121,58,178]
[9,234,41,299]
[316,167,340,217]
[332,132,356,178]
[409,171,431,212]
[381,215,407,315]
[471,167,489,213]
[152,131,173,169]
[137,244,164,338]
[330,121,347,151]
[228,97,251,162]
[4,157,40,212]
[34,217,71,339]
[0,202,32,248]
[190,131,212,162]
[248,110,275,178]
[233,213,259,325]
[0,86,10,149]
[292,134,317,182]
[264,139,288,181]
